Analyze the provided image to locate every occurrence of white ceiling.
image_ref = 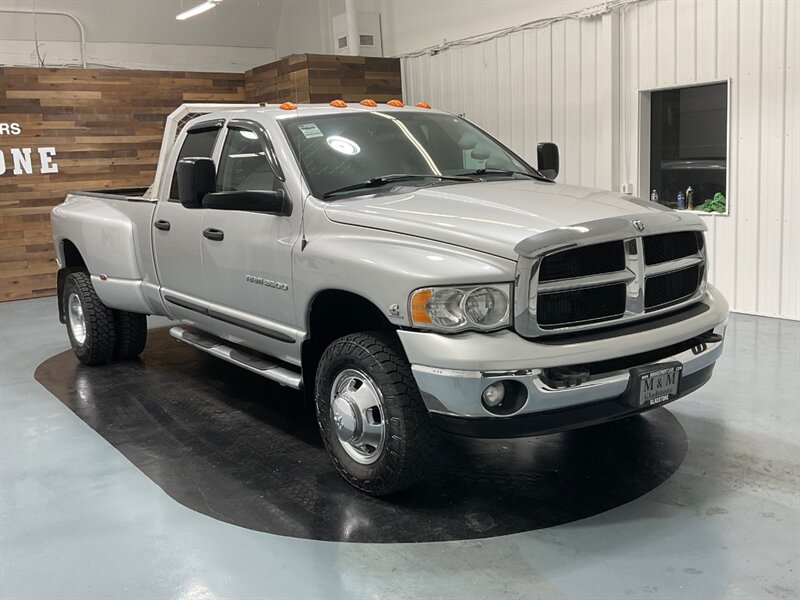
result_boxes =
[0,0,285,48]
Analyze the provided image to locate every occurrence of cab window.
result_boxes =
[217,128,277,192]
[168,126,220,201]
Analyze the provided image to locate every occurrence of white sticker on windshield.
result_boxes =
[298,123,323,139]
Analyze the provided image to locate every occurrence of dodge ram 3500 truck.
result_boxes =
[51,101,728,495]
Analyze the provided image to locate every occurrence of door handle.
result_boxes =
[203,228,224,241]
[154,219,171,231]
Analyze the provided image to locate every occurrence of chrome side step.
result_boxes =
[169,326,303,389]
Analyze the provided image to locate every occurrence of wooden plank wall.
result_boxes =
[245,54,312,103]
[245,53,402,104]
[0,55,403,302]
[0,68,245,301]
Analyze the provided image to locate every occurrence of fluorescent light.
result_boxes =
[176,0,223,21]
[176,2,214,20]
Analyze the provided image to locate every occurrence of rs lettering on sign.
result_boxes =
[0,123,59,176]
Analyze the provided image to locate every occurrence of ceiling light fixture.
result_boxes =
[176,0,223,21]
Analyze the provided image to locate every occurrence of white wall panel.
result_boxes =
[551,22,568,182]
[564,19,583,186]
[402,15,610,189]
[638,1,658,89]
[711,1,739,313]
[733,0,761,312]
[598,11,620,192]
[523,29,540,161]
[580,19,598,188]
[656,0,677,86]
[757,0,787,315]
[780,0,800,318]
[536,26,553,146]
[401,0,799,319]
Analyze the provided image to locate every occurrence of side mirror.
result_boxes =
[202,189,290,216]
[537,142,559,180]
[177,157,215,208]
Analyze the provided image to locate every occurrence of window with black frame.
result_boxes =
[168,126,220,201]
[649,82,728,213]
[217,128,276,192]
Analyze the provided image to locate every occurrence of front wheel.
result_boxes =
[315,331,438,496]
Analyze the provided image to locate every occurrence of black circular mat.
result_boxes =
[35,327,688,543]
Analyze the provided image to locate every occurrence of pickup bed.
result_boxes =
[51,101,728,495]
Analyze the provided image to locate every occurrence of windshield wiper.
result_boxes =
[322,173,476,198]
[467,167,544,180]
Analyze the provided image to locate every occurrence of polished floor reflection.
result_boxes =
[35,328,687,543]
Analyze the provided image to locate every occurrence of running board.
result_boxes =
[169,326,303,389]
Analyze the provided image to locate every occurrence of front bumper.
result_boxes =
[429,364,714,438]
[398,285,728,438]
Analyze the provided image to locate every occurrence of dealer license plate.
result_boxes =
[624,363,683,408]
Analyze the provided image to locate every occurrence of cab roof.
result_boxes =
[225,102,449,121]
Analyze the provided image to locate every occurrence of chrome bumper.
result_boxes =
[399,286,728,422]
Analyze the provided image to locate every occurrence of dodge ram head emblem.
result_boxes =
[632,219,645,232]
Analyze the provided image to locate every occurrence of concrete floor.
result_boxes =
[1,296,798,600]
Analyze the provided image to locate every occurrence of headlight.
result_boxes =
[409,284,511,332]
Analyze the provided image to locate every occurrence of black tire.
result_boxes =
[62,271,116,366]
[315,331,438,496]
[114,311,148,360]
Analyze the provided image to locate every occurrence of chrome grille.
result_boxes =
[514,219,707,337]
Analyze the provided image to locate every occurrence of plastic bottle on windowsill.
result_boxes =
[650,189,659,204]
[677,190,686,210]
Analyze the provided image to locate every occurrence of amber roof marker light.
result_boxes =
[359,98,378,107]
[279,101,297,111]
[387,99,405,107]
[415,101,432,109]
[330,99,347,108]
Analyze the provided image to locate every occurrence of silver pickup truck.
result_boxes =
[50,101,728,495]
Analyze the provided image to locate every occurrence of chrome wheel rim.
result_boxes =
[330,369,386,465]
[67,292,87,346]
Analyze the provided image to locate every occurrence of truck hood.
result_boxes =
[323,180,673,259]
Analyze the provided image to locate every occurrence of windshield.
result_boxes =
[279,111,539,198]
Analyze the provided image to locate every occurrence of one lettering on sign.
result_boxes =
[0,122,59,176]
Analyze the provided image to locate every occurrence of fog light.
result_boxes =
[482,382,506,407]
[481,380,529,416]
